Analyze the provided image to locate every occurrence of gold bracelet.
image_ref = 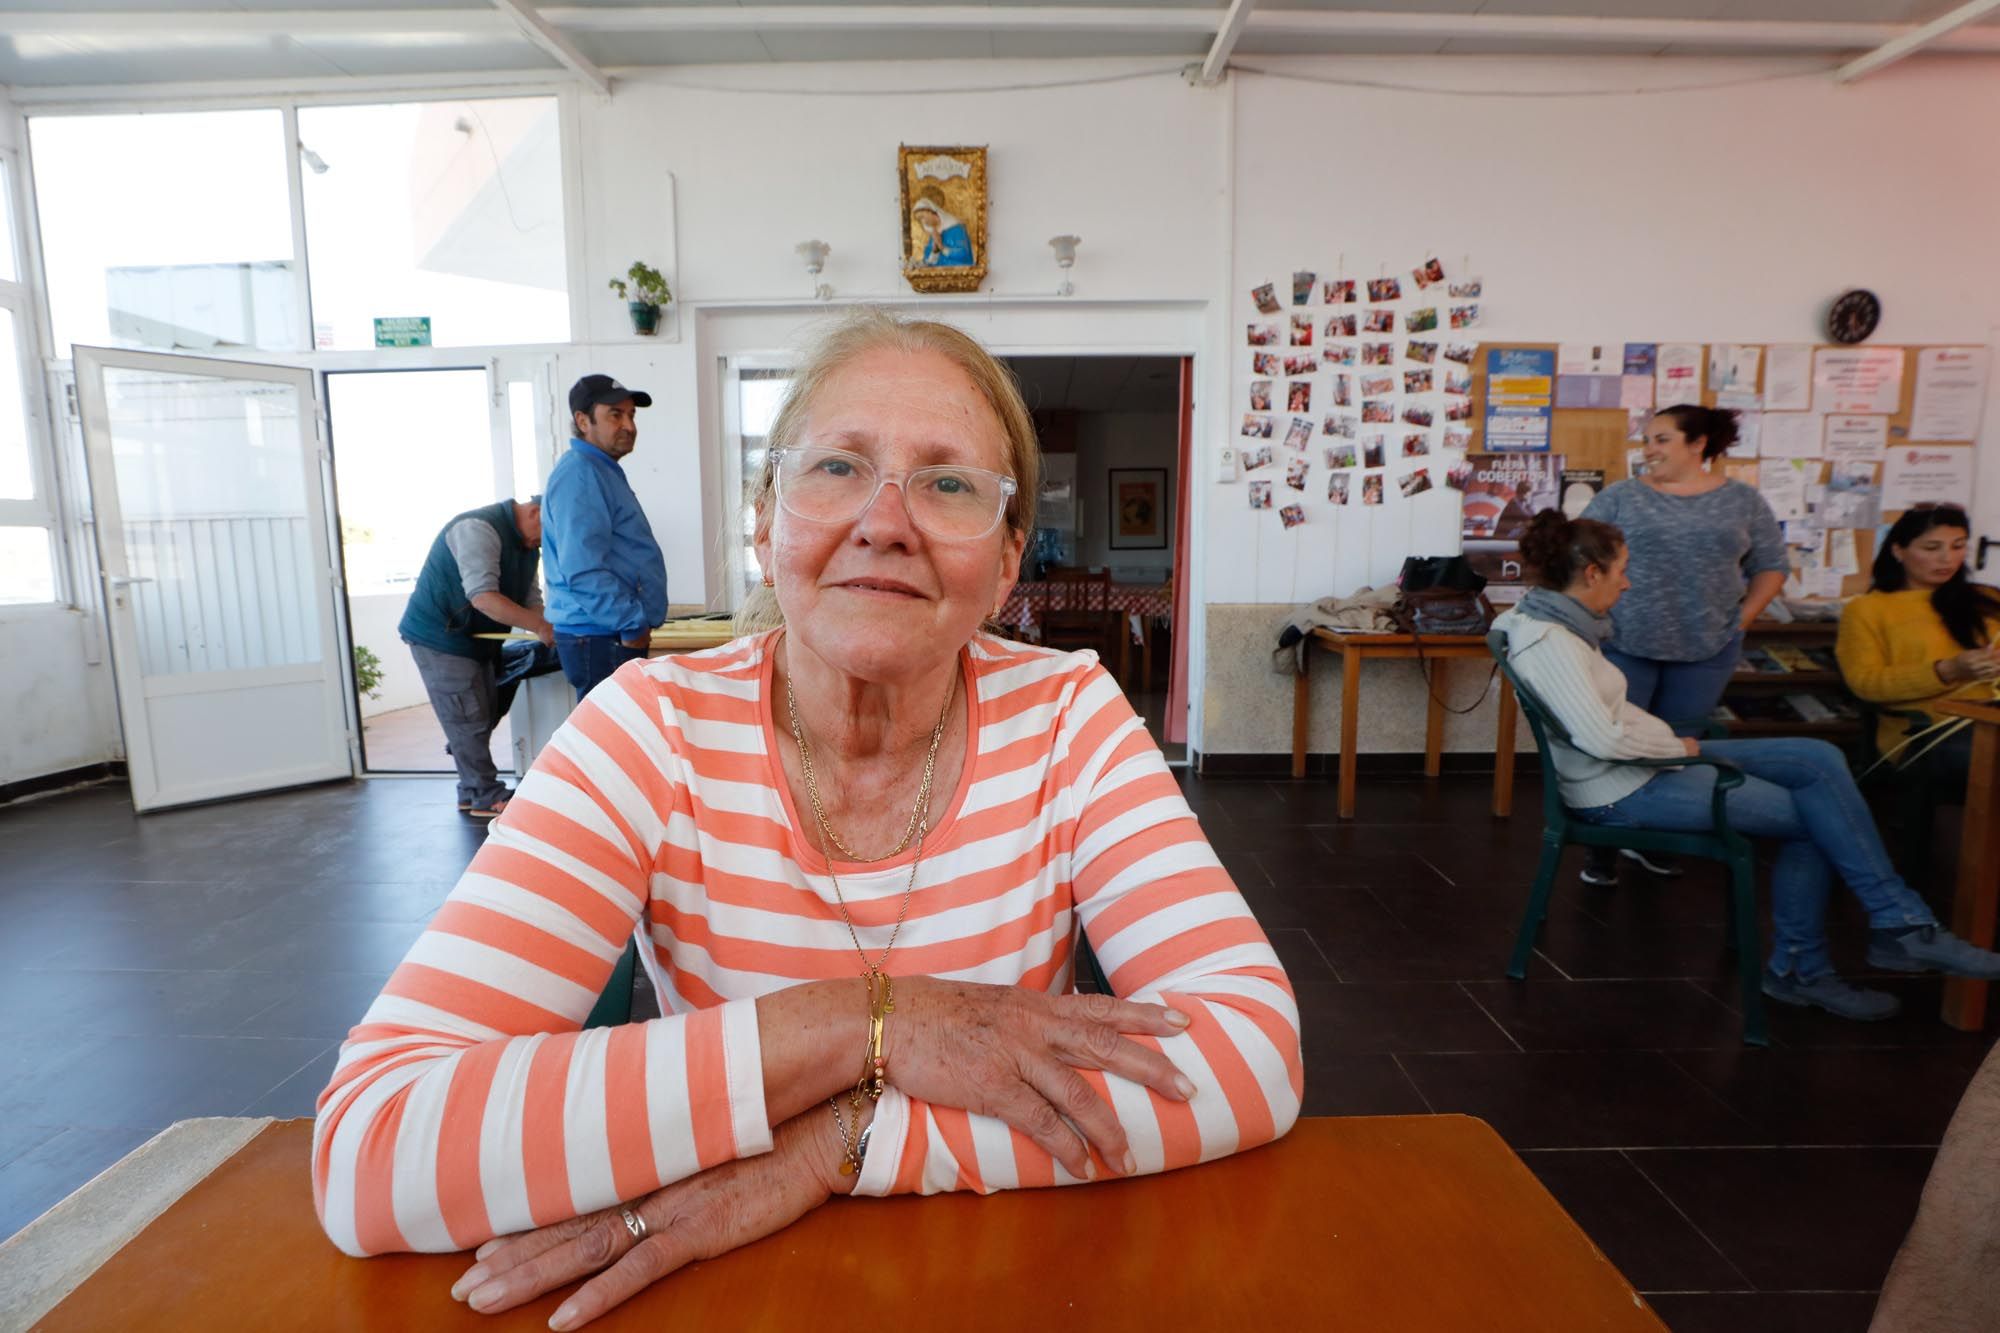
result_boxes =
[828,1095,864,1176]
[861,969,894,1100]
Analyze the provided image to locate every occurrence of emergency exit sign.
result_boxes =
[373,316,432,348]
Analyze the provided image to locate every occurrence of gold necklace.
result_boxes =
[783,662,956,975]
[787,670,952,863]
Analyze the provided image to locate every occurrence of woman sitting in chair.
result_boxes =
[1497,508,2000,1022]
[312,309,1299,1329]
[1837,503,2000,793]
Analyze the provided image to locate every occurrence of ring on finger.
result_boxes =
[620,1207,648,1243]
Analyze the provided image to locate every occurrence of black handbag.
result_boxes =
[1393,555,1498,714]
[1394,555,1494,637]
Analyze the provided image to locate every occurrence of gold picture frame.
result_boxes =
[898,145,988,294]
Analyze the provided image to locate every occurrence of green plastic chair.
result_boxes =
[584,936,639,1029]
[1075,930,1114,995]
[1487,629,1768,1047]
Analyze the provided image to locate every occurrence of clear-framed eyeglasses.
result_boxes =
[770,445,1018,542]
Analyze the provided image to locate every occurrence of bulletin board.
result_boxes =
[1468,342,1988,599]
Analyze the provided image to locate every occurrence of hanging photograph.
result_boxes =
[1324,279,1357,304]
[1367,276,1403,302]
[898,145,987,294]
[1279,503,1308,529]
[1413,257,1447,289]
[1291,271,1317,305]
[1251,282,1281,314]
[1109,468,1168,548]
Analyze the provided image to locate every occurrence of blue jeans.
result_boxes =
[554,633,645,699]
[1604,632,1743,736]
[1573,738,1936,981]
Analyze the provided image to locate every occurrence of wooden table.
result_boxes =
[21,1116,1664,1332]
[1936,699,2000,1031]
[1292,629,1519,819]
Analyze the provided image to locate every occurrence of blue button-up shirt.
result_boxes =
[541,438,667,638]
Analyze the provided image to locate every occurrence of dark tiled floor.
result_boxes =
[1,770,1993,1333]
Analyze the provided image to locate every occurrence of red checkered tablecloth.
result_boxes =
[1000,582,1172,642]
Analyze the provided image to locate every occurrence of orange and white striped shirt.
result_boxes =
[313,632,1300,1256]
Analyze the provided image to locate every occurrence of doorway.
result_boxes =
[1006,355,1189,764]
[325,366,512,774]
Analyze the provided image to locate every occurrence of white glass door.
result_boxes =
[75,346,351,810]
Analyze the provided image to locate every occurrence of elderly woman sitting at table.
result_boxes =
[312,309,1301,1329]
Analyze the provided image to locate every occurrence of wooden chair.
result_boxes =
[1040,567,1124,684]
[1487,629,1769,1046]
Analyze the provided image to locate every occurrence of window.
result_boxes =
[30,109,300,358]
[0,525,53,605]
[722,362,792,600]
[0,148,55,607]
[299,98,569,350]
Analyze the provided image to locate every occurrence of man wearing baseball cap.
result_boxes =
[540,374,667,699]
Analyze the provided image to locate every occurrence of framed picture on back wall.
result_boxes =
[1108,468,1168,549]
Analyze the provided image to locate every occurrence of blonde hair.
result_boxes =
[736,307,1040,634]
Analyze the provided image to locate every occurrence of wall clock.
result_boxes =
[1826,289,1881,344]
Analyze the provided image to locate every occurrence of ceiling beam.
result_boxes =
[489,0,612,96]
[1,7,1999,60]
[1197,0,1258,86]
[1833,0,2000,82]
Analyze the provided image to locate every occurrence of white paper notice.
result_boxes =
[1814,347,1904,415]
[1828,529,1861,576]
[1882,445,1975,511]
[1734,411,1762,459]
[1656,344,1703,408]
[1558,344,1620,376]
[1759,457,1814,522]
[1621,375,1655,440]
[1761,413,1822,460]
[1823,414,1888,463]
[1764,345,1814,412]
[1707,345,1763,396]
[1910,346,1990,440]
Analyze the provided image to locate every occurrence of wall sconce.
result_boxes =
[796,240,833,301]
[1048,235,1081,297]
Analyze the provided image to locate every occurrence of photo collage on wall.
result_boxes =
[1242,260,1484,528]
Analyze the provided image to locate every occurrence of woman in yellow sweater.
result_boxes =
[1836,504,2000,791]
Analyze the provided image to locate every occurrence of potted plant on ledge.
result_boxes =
[608,261,672,336]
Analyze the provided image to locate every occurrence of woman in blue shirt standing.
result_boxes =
[1578,404,1788,882]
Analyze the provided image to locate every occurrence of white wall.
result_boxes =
[0,606,119,786]
[564,62,1226,609]
[1074,412,1177,578]
[346,592,427,717]
[1210,55,2000,611]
